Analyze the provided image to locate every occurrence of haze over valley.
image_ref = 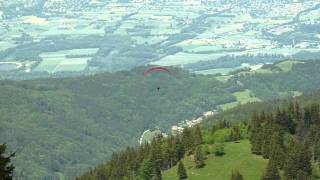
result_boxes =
[0,1,320,180]
[0,0,319,79]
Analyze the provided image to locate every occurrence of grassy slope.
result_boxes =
[275,60,302,72]
[233,89,261,104]
[163,140,268,180]
[218,89,262,110]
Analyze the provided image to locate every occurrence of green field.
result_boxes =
[40,48,99,58]
[217,102,239,111]
[132,36,167,45]
[35,57,89,73]
[34,48,98,73]
[152,53,224,66]
[186,45,225,53]
[233,89,262,104]
[163,140,268,180]
[217,89,261,111]
[54,58,90,72]
[34,57,65,73]
[276,60,302,72]
[195,68,234,75]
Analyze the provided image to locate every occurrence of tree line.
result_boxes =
[250,101,320,180]
[78,119,246,180]
[77,126,205,180]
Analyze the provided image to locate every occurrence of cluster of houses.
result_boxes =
[171,110,217,135]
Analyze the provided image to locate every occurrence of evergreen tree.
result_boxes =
[269,132,285,168]
[250,112,263,155]
[275,108,295,134]
[296,170,310,180]
[153,163,162,180]
[250,112,260,131]
[177,161,187,180]
[161,141,170,169]
[251,126,263,155]
[202,144,211,155]
[284,141,299,179]
[0,144,15,180]
[211,124,217,135]
[194,125,203,146]
[305,125,320,149]
[194,146,205,168]
[299,142,312,177]
[214,143,225,156]
[230,125,241,141]
[310,104,320,125]
[288,100,295,116]
[284,140,312,179]
[261,160,280,180]
[314,139,320,164]
[138,159,154,180]
[297,107,312,138]
[176,139,185,162]
[150,140,163,172]
[231,170,244,180]
[182,128,194,153]
[261,124,272,159]
[294,101,302,122]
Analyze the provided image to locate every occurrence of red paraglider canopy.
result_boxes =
[144,66,171,76]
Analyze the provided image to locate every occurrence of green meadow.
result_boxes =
[163,140,268,180]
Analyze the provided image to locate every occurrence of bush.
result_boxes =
[214,143,225,156]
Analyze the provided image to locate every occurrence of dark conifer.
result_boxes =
[0,144,15,180]
[269,132,285,168]
[294,101,302,121]
[214,143,225,156]
[230,125,241,141]
[314,139,320,164]
[138,159,154,180]
[177,161,188,180]
[299,141,312,177]
[310,104,320,125]
[250,112,263,155]
[261,160,280,180]
[194,125,203,146]
[261,124,272,159]
[182,128,194,152]
[297,107,312,138]
[296,170,310,180]
[153,162,162,180]
[194,146,205,168]
[284,140,312,179]
[284,140,299,179]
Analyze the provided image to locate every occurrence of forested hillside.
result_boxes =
[79,95,320,180]
[2,61,320,179]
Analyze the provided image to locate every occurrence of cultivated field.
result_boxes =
[34,48,98,73]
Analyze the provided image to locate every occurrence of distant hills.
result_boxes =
[1,60,320,179]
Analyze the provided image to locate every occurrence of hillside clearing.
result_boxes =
[163,140,268,180]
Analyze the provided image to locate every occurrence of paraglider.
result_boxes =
[144,66,171,76]
[144,66,171,92]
